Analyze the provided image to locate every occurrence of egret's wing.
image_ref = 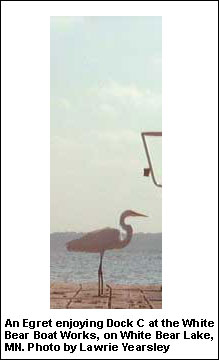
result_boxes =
[66,227,120,253]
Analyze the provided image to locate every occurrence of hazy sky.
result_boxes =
[51,16,162,233]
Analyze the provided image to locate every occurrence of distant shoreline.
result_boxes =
[50,231,162,236]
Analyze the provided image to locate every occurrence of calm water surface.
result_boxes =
[51,238,162,285]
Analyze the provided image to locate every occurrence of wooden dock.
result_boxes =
[50,283,162,309]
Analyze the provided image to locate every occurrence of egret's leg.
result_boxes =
[98,270,100,297]
[101,271,104,295]
[100,252,104,295]
[98,268,100,297]
[98,252,104,296]
[98,253,102,296]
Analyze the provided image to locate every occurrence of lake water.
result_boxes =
[51,234,162,285]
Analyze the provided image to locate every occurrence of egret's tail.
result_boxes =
[66,238,80,252]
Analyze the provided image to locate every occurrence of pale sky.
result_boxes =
[50,16,162,233]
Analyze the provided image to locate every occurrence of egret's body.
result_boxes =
[66,210,147,295]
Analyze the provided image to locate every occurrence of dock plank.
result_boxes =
[50,283,162,309]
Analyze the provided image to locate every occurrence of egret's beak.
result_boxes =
[133,212,148,218]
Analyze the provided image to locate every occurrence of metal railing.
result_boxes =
[141,132,162,188]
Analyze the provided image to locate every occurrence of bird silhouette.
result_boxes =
[66,210,147,296]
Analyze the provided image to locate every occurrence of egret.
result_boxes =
[66,210,147,296]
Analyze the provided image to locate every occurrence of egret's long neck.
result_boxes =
[119,213,133,248]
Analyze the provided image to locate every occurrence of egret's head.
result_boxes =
[124,210,148,218]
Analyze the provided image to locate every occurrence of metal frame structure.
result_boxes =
[141,132,162,188]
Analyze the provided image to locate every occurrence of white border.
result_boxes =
[2,2,218,359]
